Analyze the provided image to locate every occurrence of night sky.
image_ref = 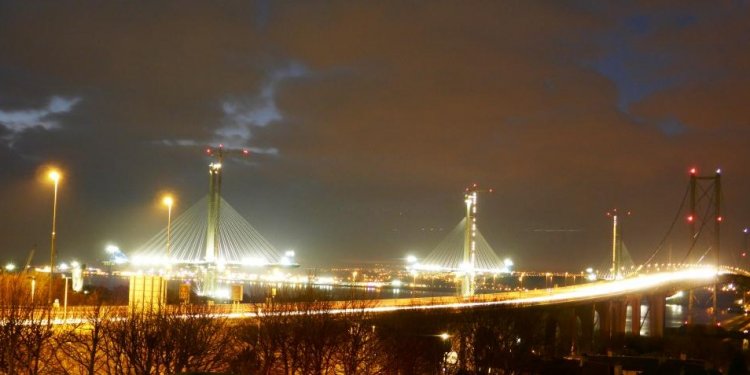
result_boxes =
[1,1,749,271]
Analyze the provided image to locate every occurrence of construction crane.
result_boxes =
[462,184,493,297]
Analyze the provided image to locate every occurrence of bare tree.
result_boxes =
[101,310,166,375]
[159,305,233,374]
[53,302,111,375]
[335,299,385,375]
[0,274,55,375]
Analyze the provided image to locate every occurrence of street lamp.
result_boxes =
[47,168,61,305]
[439,332,451,373]
[62,274,70,320]
[162,195,174,260]
[4,263,15,272]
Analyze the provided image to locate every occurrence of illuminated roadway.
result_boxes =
[52,265,748,325]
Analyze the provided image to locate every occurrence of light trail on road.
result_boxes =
[45,266,721,326]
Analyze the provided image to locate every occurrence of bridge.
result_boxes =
[103,162,747,340]
[17,160,749,374]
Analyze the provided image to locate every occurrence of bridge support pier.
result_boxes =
[544,313,558,358]
[576,305,595,353]
[630,295,641,336]
[648,293,666,338]
[595,302,612,345]
[612,299,627,344]
[558,308,578,356]
[594,297,635,349]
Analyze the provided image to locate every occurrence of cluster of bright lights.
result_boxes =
[585,267,597,281]
[131,255,172,266]
[405,254,514,274]
[279,250,296,266]
[241,257,269,267]
[105,245,129,264]
[410,263,445,272]
[58,261,81,271]
[210,288,231,300]
[315,276,335,285]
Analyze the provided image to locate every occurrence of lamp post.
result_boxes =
[47,169,61,305]
[162,195,174,260]
[62,275,70,320]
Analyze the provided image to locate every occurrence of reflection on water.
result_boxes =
[625,303,715,335]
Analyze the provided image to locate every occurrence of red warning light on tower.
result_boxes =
[687,215,694,222]
[690,167,697,175]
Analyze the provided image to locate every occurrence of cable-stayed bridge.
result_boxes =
[123,145,299,297]
[130,196,282,267]
[411,218,510,273]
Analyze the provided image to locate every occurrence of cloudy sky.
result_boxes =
[1,1,749,271]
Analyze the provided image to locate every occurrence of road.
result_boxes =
[48,266,727,326]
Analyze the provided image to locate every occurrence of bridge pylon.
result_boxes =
[686,167,722,324]
[203,145,250,296]
[606,209,630,279]
[461,184,492,297]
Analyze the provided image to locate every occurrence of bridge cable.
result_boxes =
[680,199,714,264]
[639,181,690,269]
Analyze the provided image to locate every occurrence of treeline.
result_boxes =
[0,274,554,374]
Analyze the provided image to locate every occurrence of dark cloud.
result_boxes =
[0,1,748,271]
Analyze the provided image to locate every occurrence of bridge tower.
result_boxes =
[686,167,721,324]
[203,145,249,295]
[461,184,492,297]
[607,209,630,279]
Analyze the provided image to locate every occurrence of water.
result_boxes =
[624,302,725,336]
